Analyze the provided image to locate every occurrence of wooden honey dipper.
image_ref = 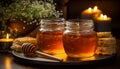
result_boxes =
[22,43,63,62]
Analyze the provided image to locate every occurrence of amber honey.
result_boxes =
[63,32,97,58]
[36,18,65,54]
[37,30,65,54]
[63,19,97,58]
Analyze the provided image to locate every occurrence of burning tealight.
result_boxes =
[0,33,14,52]
[94,14,111,32]
[97,14,111,21]
[81,6,102,19]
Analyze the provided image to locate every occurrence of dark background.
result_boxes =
[59,0,120,38]
[1,0,120,38]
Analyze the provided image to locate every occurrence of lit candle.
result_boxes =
[0,34,14,42]
[97,14,111,21]
[0,34,14,52]
[81,6,102,19]
[94,14,111,32]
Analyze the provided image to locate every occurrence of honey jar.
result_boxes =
[63,19,98,58]
[37,18,65,54]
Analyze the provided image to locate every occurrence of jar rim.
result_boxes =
[66,19,93,22]
[65,19,94,30]
[41,18,65,22]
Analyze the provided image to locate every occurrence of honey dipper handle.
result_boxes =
[36,51,63,62]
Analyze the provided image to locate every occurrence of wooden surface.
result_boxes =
[0,39,120,69]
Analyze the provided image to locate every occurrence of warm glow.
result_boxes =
[82,6,101,15]
[0,33,13,42]
[80,56,96,61]
[100,14,104,18]
[100,14,108,20]
[54,53,67,62]
[97,14,111,21]
[6,34,9,39]
[88,7,92,13]
[93,6,98,12]
[103,15,107,19]
[5,57,12,69]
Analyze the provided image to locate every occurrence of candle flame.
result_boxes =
[93,6,98,12]
[98,14,111,21]
[88,7,92,12]
[100,14,104,18]
[103,15,107,19]
[6,34,9,39]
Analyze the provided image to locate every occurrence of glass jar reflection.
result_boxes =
[37,18,65,54]
[63,19,98,58]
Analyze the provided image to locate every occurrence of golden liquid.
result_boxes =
[37,31,65,54]
[63,32,97,58]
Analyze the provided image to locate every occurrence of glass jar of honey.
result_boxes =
[63,19,97,58]
[36,18,65,54]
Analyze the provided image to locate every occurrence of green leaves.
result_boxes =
[3,0,62,25]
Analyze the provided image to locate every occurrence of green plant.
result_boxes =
[3,0,62,25]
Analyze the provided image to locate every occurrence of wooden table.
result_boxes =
[0,39,120,69]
